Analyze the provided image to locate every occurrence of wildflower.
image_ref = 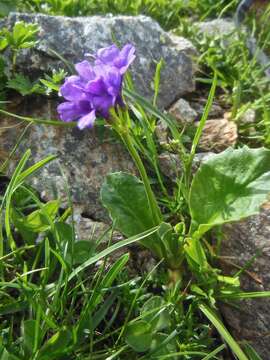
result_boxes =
[57,44,135,129]
[95,44,136,74]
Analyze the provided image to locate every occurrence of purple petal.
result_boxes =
[77,110,96,129]
[57,101,81,122]
[91,93,115,118]
[96,44,120,64]
[116,44,136,74]
[60,76,85,102]
[75,60,95,81]
[86,76,108,95]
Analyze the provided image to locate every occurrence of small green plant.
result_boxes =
[0,21,42,97]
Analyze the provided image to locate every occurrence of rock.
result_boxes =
[2,97,136,222]
[168,98,198,125]
[237,108,256,124]
[189,100,224,119]
[220,202,270,359]
[1,12,196,109]
[195,19,236,38]
[198,119,238,152]
[158,151,214,179]
[72,210,123,244]
[158,152,182,179]
[155,120,169,146]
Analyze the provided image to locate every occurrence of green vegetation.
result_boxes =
[1,1,270,359]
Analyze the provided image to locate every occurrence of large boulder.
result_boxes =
[1,12,196,108]
[2,97,136,222]
[220,203,270,359]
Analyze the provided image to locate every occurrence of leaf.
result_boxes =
[11,21,39,49]
[101,172,162,256]
[67,240,95,265]
[190,147,270,237]
[199,303,248,360]
[7,74,45,96]
[242,343,263,360]
[38,328,71,360]
[141,296,170,331]
[66,226,158,284]
[149,332,177,358]
[125,320,152,352]
[22,320,40,357]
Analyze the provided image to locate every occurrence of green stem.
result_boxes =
[120,129,162,226]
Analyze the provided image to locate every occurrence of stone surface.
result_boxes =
[198,119,238,152]
[158,151,214,180]
[195,19,236,38]
[237,108,256,124]
[189,99,224,119]
[168,98,198,125]
[2,97,136,222]
[1,12,196,109]
[72,210,123,244]
[220,202,270,360]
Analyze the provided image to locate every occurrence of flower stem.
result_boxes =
[120,129,162,226]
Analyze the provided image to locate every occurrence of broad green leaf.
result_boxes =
[190,147,270,237]
[101,172,162,257]
[141,296,170,331]
[149,333,177,358]
[0,348,20,360]
[125,320,152,352]
[22,320,40,357]
[38,328,71,359]
[68,240,95,265]
[25,200,59,232]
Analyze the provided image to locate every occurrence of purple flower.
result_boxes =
[57,44,135,129]
[95,44,136,75]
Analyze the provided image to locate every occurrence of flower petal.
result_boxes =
[77,110,96,129]
[116,44,136,74]
[57,101,80,122]
[75,60,95,81]
[60,76,85,101]
[96,44,120,64]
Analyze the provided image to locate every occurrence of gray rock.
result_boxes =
[221,203,270,359]
[2,12,196,109]
[195,19,236,38]
[158,151,214,180]
[168,98,198,125]
[237,108,256,124]
[72,209,119,242]
[2,98,136,222]
[189,100,224,119]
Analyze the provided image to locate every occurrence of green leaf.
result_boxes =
[149,332,177,358]
[242,343,263,360]
[190,147,270,237]
[125,320,152,352]
[68,240,95,265]
[38,328,71,360]
[101,172,161,256]
[141,296,170,331]
[7,74,44,96]
[22,320,40,357]
[199,303,248,360]
[11,21,39,49]
[66,226,158,284]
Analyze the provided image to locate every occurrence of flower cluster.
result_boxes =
[57,44,136,129]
